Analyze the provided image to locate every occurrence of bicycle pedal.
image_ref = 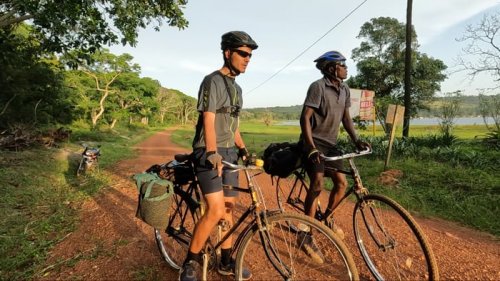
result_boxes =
[218,219,230,231]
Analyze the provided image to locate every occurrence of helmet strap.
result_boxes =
[324,64,337,80]
[224,50,241,76]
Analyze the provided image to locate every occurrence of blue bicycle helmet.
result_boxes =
[314,50,346,70]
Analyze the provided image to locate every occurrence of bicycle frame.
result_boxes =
[169,159,293,279]
[281,148,371,220]
[214,161,292,279]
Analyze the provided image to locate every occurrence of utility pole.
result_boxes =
[403,0,413,137]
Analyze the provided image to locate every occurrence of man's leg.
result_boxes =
[304,171,325,218]
[300,170,327,264]
[220,196,235,249]
[180,191,225,281]
[216,188,252,279]
[188,191,225,253]
[324,171,348,218]
[322,171,347,239]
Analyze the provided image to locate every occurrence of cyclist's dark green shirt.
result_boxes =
[192,71,242,149]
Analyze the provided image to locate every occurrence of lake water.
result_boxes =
[277,117,495,126]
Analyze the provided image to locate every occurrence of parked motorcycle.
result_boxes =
[76,144,101,177]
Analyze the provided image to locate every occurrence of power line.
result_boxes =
[246,0,369,95]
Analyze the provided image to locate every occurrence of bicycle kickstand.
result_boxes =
[202,253,208,281]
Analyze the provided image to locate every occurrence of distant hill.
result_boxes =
[243,105,302,120]
[241,95,492,120]
[419,95,482,117]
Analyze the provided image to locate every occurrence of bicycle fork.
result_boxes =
[256,212,294,280]
[359,200,397,252]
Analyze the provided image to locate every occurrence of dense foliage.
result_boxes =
[0,0,189,56]
[0,25,196,132]
[0,25,73,128]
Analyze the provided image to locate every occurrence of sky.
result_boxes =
[109,0,500,108]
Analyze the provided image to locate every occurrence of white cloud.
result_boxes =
[414,0,499,43]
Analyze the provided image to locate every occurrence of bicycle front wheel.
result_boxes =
[154,185,201,270]
[353,194,439,281]
[76,158,86,177]
[235,212,359,280]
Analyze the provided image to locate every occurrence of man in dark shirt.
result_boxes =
[179,31,257,281]
[299,51,369,261]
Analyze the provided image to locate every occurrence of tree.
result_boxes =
[178,96,197,125]
[478,94,500,132]
[456,12,500,89]
[62,49,140,128]
[348,17,447,136]
[0,0,189,55]
[263,111,273,126]
[111,74,160,128]
[437,91,462,143]
[0,24,73,129]
[478,94,500,147]
[157,87,183,123]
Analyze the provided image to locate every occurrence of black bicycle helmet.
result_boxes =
[221,31,258,50]
[314,50,346,70]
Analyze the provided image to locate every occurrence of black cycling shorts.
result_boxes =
[303,146,343,175]
[192,147,239,197]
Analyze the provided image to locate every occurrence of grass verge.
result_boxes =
[0,125,165,281]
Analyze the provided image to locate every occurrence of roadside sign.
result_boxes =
[359,90,375,120]
[386,104,404,125]
[385,104,405,170]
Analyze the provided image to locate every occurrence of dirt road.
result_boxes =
[40,128,500,280]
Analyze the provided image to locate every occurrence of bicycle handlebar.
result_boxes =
[222,160,263,171]
[321,147,372,162]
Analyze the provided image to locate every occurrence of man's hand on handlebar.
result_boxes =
[238,147,250,161]
[238,147,258,166]
[308,148,321,164]
[355,139,371,151]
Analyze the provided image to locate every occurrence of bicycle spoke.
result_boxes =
[236,212,358,280]
[276,172,308,214]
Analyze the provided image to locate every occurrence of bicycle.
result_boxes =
[275,148,439,281]
[154,154,359,280]
[76,144,101,177]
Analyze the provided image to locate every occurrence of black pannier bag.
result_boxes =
[262,142,302,178]
[172,163,195,185]
[146,161,195,185]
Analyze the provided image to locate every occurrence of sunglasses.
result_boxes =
[337,62,347,67]
[232,49,252,58]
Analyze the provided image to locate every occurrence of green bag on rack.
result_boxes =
[133,172,173,229]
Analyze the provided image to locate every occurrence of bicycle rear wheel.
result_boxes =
[235,212,359,280]
[275,172,308,213]
[155,184,201,270]
[353,194,439,281]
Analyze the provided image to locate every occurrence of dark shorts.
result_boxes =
[192,147,239,197]
[303,146,343,175]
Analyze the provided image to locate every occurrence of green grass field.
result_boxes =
[172,121,499,236]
